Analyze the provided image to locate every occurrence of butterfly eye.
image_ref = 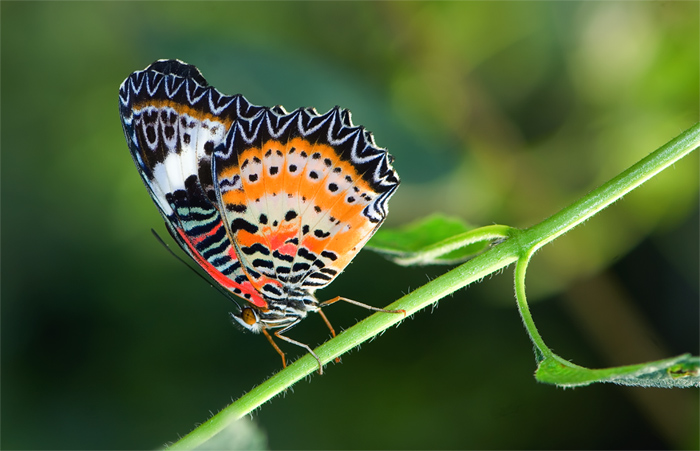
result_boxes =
[241,307,258,325]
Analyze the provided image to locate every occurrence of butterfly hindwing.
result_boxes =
[214,104,400,296]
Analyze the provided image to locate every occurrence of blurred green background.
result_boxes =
[2,1,698,449]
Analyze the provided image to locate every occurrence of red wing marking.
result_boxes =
[175,227,268,309]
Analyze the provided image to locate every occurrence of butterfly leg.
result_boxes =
[262,327,288,370]
[316,309,341,364]
[316,297,405,367]
[273,322,325,375]
[320,296,407,317]
[317,309,337,338]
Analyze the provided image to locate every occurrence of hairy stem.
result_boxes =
[167,122,699,449]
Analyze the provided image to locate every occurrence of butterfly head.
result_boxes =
[230,307,264,333]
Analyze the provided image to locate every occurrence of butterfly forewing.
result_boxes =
[119,60,268,308]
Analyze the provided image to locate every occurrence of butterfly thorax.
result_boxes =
[231,288,319,333]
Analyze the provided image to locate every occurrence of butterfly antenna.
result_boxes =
[150,229,242,310]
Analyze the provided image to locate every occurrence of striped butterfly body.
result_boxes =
[119,60,400,373]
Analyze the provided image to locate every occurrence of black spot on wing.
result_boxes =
[227,204,247,213]
[321,250,338,261]
[314,229,330,238]
[262,284,282,297]
[241,243,270,255]
[297,248,316,261]
[292,262,311,272]
[252,258,274,269]
[230,218,258,234]
[273,250,294,262]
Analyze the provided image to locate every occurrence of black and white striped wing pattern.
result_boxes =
[118,59,270,308]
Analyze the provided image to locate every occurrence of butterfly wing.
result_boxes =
[214,104,400,298]
[118,59,268,308]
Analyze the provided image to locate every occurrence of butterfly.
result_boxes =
[118,59,401,373]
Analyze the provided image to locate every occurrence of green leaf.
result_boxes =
[367,213,512,265]
[535,353,700,388]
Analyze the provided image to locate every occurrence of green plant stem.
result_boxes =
[520,122,700,253]
[167,122,699,449]
[168,238,521,449]
[514,247,551,361]
[511,122,699,359]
